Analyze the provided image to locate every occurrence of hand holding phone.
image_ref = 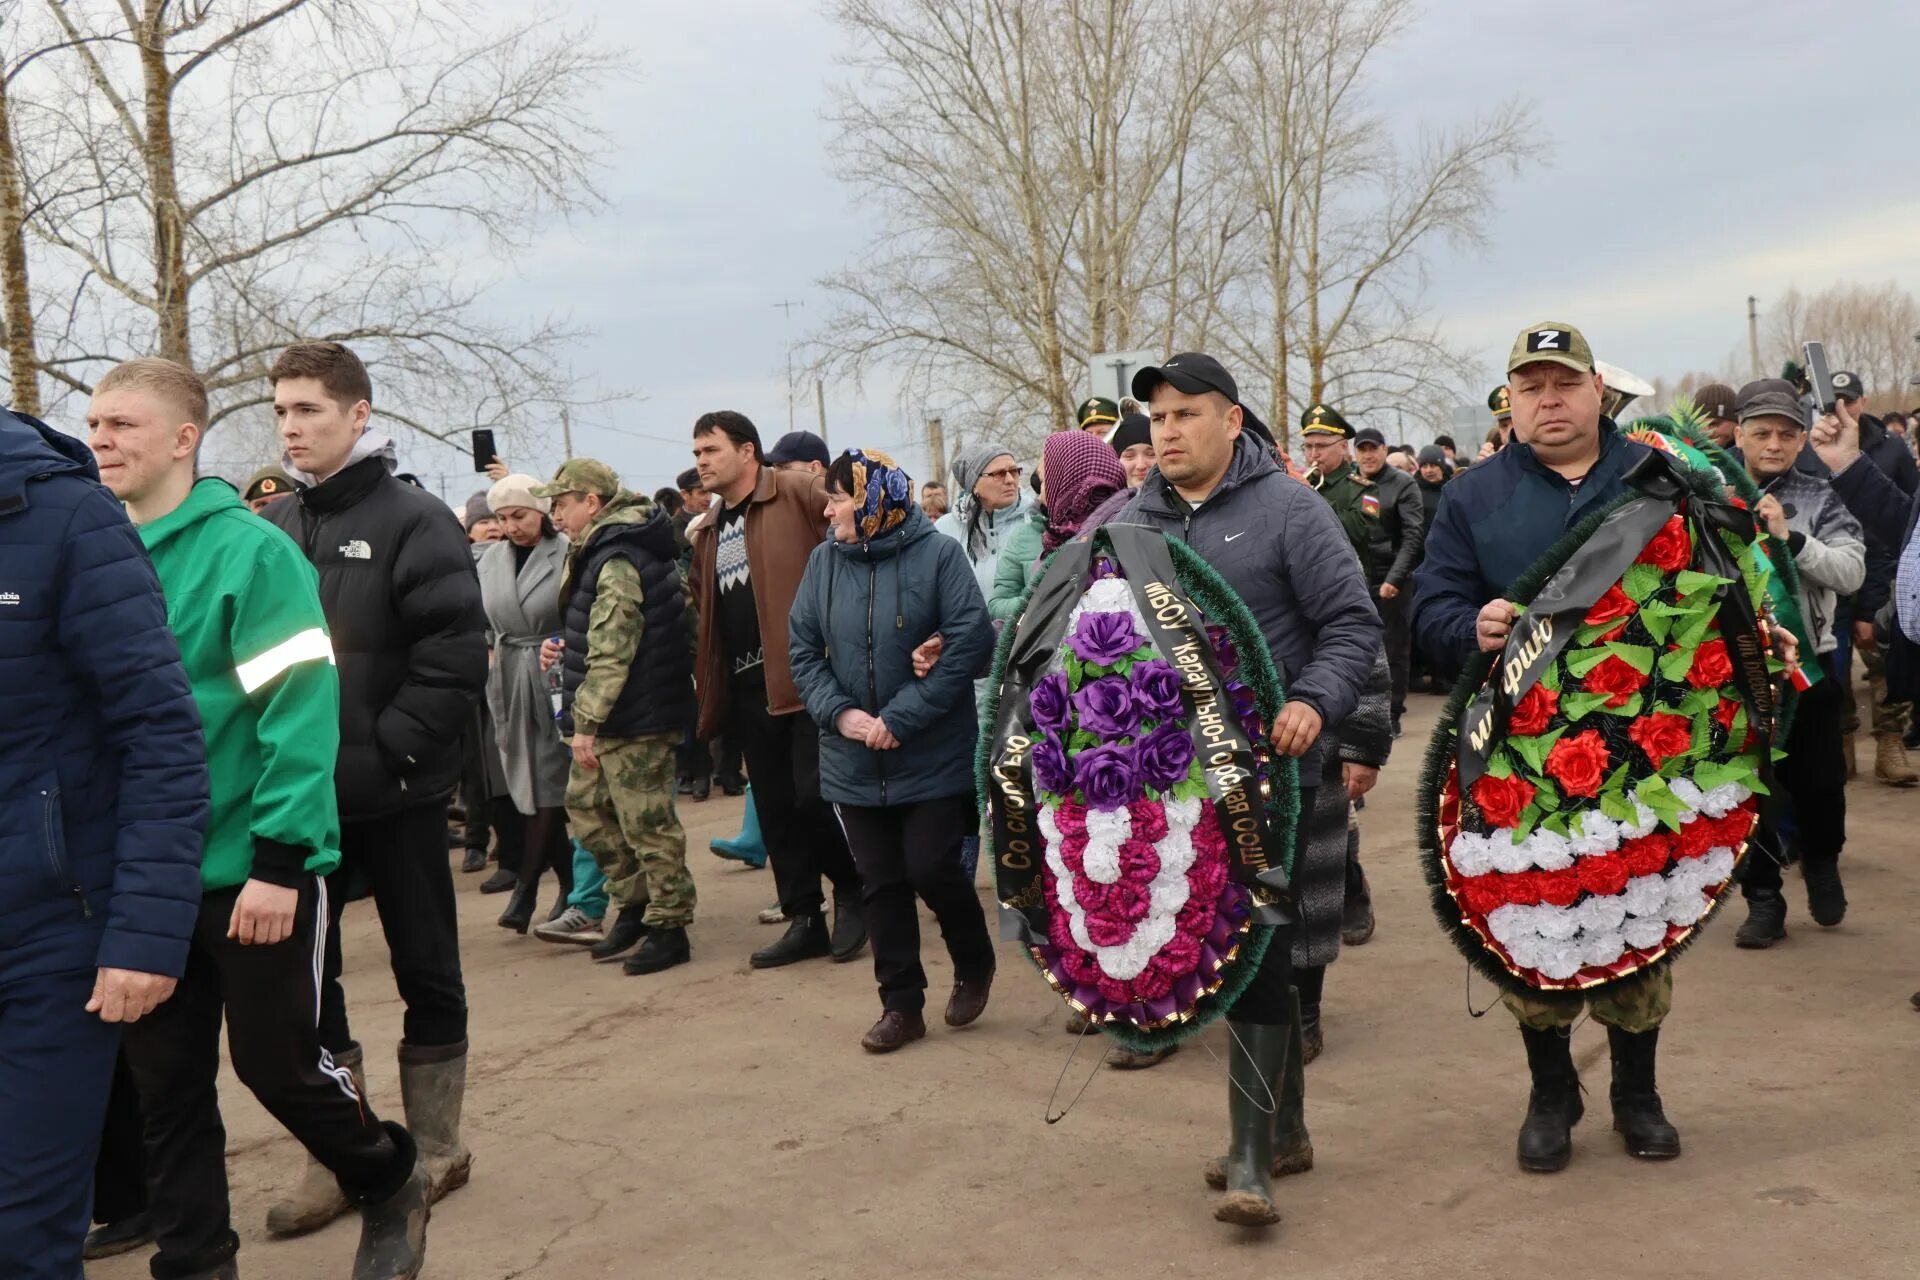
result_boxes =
[471,428,498,474]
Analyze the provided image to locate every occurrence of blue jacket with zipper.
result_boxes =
[1413,418,1651,666]
[0,409,207,981]
[788,507,993,807]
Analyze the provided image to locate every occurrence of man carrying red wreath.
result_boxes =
[1728,380,1864,947]
[1413,322,1682,1174]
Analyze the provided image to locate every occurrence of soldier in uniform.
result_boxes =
[1077,395,1120,435]
[1481,385,1515,458]
[1299,404,1373,577]
[242,465,296,515]
[534,459,699,977]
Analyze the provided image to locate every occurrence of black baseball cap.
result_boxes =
[1831,370,1865,402]
[1130,352,1273,444]
[764,430,831,467]
[1353,427,1387,447]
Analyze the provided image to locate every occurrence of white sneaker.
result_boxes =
[534,906,605,945]
[757,903,788,925]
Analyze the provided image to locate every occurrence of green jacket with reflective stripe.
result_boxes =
[140,478,342,891]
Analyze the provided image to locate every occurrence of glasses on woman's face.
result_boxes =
[983,465,1024,482]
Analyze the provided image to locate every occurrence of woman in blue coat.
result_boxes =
[788,449,997,1053]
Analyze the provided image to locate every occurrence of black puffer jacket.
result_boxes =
[264,439,487,820]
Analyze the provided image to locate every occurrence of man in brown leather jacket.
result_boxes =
[689,411,866,968]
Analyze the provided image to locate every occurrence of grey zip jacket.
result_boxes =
[1117,432,1383,779]
[1759,467,1864,656]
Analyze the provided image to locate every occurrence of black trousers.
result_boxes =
[122,880,408,1275]
[729,677,860,918]
[320,800,469,1051]
[458,705,494,852]
[1745,676,1847,898]
[1230,786,1314,1025]
[92,1054,147,1225]
[835,794,995,1014]
[1377,591,1411,722]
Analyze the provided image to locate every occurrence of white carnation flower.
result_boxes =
[1448,831,1495,878]
[1699,847,1737,886]
[1574,895,1627,935]
[1619,800,1661,839]
[1700,782,1752,819]
[1538,944,1584,981]
[1622,915,1670,949]
[1665,890,1708,927]
[1570,811,1620,857]
[1622,875,1669,919]
[1503,932,1545,972]
[1528,829,1576,871]
[1489,831,1535,875]
[1667,778,1706,813]
[1580,929,1627,968]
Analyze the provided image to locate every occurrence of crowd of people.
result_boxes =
[4,319,1919,1273]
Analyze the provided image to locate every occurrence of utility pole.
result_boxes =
[1747,296,1761,381]
[815,379,827,446]
[926,415,946,487]
[560,406,574,461]
[774,298,804,431]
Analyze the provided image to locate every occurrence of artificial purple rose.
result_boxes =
[1029,671,1073,735]
[1068,610,1145,667]
[1074,741,1138,811]
[1031,733,1073,795]
[1135,720,1197,793]
[1072,675,1140,738]
[1207,624,1240,677]
[1130,659,1184,722]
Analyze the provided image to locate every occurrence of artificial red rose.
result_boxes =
[1459,878,1509,917]
[1619,832,1673,878]
[1628,711,1694,769]
[1687,637,1734,689]
[1585,584,1638,629]
[1545,729,1611,797]
[1576,854,1631,898]
[1676,814,1720,858]
[1634,514,1693,572]
[1508,684,1561,737]
[1536,867,1582,908]
[1471,773,1537,829]
[1583,655,1649,708]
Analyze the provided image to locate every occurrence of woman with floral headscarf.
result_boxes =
[788,449,997,1054]
[988,431,1129,621]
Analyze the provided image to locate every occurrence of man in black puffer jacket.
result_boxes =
[261,341,487,1223]
[535,458,699,977]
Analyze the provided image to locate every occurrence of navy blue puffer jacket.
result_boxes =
[788,507,993,807]
[0,410,207,980]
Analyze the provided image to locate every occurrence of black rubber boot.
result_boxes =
[1298,1001,1323,1064]
[1205,988,1313,1190]
[1607,1026,1681,1159]
[1516,1026,1583,1172]
[751,913,830,969]
[352,1123,429,1280]
[1735,890,1787,949]
[588,906,649,962]
[1213,1021,1287,1227]
[1801,857,1847,927]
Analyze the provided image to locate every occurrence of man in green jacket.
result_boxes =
[87,358,429,1280]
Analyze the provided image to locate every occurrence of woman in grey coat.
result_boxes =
[478,474,576,932]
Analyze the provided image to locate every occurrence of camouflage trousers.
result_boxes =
[1862,646,1912,735]
[565,731,695,928]
[1502,965,1671,1034]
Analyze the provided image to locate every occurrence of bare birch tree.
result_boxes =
[7,0,616,469]
[1765,281,1920,413]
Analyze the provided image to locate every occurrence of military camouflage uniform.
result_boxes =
[563,536,696,928]
[1502,965,1671,1034]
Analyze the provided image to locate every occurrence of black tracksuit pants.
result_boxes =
[729,674,860,919]
[1745,676,1847,898]
[835,793,995,1014]
[320,800,469,1051]
[122,879,410,1275]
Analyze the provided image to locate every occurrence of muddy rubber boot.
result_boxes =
[1607,1025,1681,1159]
[1875,731,1919,787]
[353,1124,429,1280]
[1206,988,1313,1189]
[1213,1021,1286,1227]
[1516,1026,1583,1173]
[266,1043,363,1236]
[398,1040,471,1204]
[1735,890,1787,948]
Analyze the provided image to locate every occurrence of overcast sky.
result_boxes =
[467,0,1920,496]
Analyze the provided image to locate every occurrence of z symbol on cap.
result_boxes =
[1528,329,1562,351]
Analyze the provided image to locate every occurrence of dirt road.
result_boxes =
[91,691,1920,1279]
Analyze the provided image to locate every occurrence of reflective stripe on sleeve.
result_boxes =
[236,627,336,693]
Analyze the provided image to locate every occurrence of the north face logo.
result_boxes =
[338,540,372,560]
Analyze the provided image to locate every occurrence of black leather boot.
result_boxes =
[1801,857,1847,927]
[1734,890,1787,949]
[496,876,539,934]
[1516,1026,1583,1172]
[1607,1025,1681,1159]
[1212,1021,1287,1226]
[751,913,830,969]
[624,926,690,975]
[588,906,649,962]
[829,894,868,962]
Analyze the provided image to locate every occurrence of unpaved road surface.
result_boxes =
[92,688,1920,1279]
